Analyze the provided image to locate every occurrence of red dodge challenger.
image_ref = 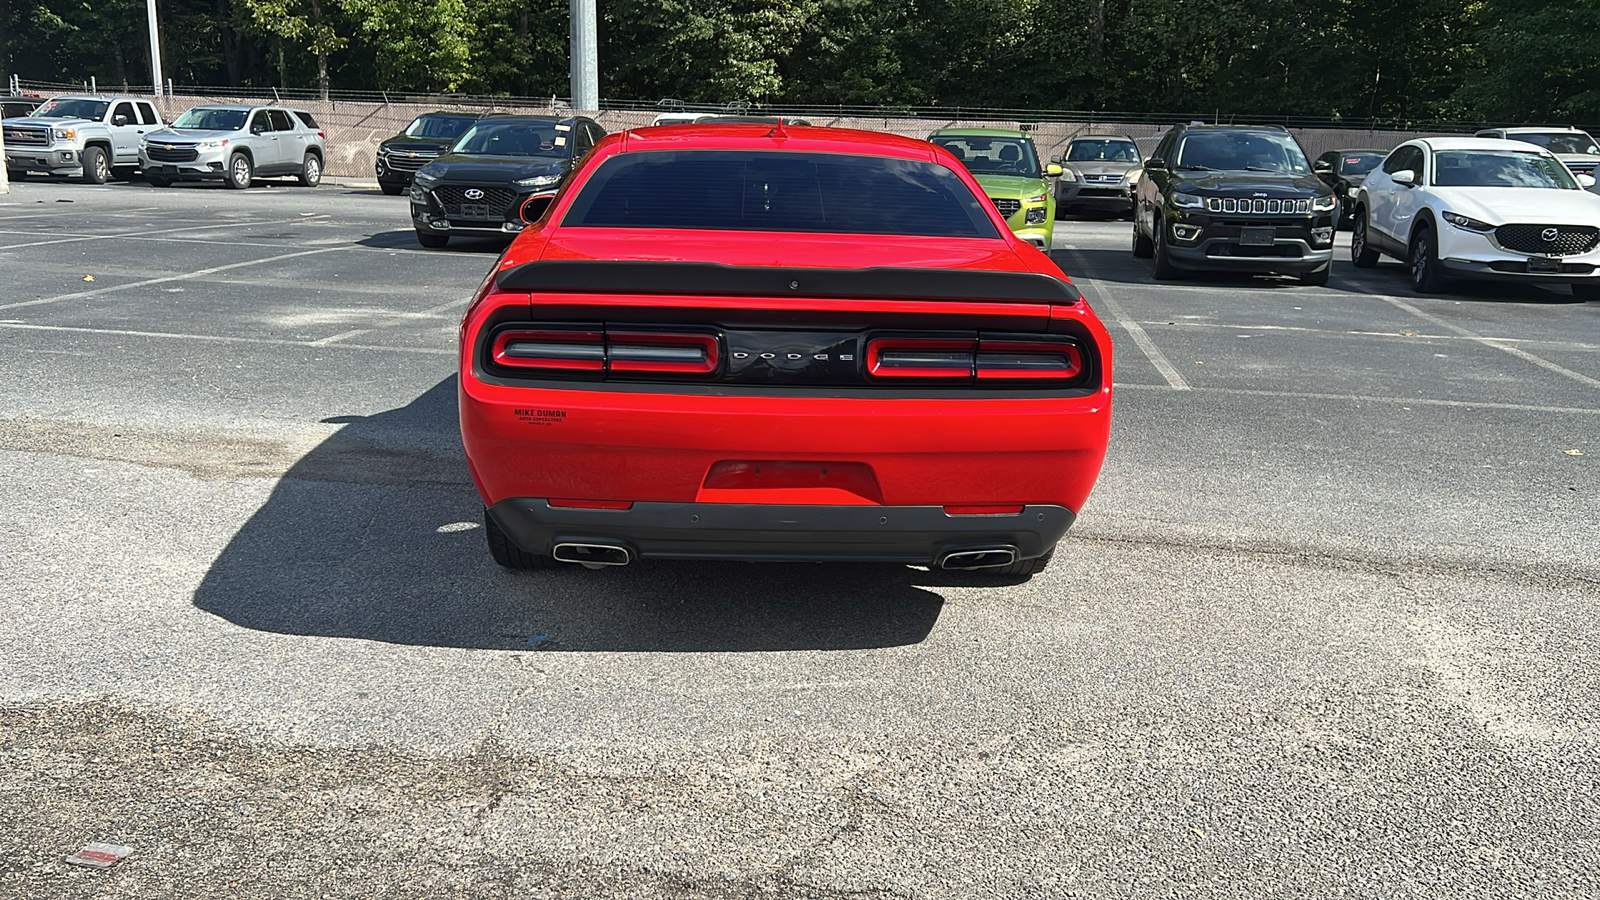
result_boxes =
[458,123,1112,575]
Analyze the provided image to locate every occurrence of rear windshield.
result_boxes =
[293,110,319,129]
[1509,132,1600,155]
[1338,152,1384,175]
[562,150,1001,238]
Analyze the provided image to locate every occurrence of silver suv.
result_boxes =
[139,104,326,189]
[1474,126,1600,186]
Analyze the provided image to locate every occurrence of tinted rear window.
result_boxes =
[562,150,1001,238]
[293,110,319,128]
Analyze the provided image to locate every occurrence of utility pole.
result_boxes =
[147,0,164,96]
[569,0,598,112]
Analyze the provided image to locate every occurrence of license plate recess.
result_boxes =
[1239,227,1276,246]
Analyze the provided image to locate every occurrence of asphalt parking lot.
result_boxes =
[1,180,1597,899]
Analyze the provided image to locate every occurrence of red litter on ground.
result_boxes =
[64,843,133,868]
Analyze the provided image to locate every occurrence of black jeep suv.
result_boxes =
[1132,124,1337,284]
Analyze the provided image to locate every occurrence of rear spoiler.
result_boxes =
[495,260,1082,304]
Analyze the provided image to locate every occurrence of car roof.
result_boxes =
[477,113,573,123]
[1067,134,1138,143]
[1326,148,1385,154]
[1419,136,1558,152]
[620,124,940,161]
[45,95,148,103]
[1490,126,1588,134]
[415,110,481,117]
[928,127,1031,138]
[1176,123,1291,133]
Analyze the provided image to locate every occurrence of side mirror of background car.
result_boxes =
[1050,154,1062,164]
[1392,169,1416,187]
[1578,174,1597,188]
[1145,157,1167,171]
[251,124,266,134]
[1046,163,1063,177]
[113,115,129,126]
[1314,161,1332,173]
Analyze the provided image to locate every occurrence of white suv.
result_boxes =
[139,104,325,189]
[1350,137,1600,298]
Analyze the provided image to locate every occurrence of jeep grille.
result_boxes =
[1205,197,1311,215]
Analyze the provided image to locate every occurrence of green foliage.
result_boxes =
[0,0,1584,125]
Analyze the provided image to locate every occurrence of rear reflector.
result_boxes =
[547,499,634,510]
[943,505,1025,516]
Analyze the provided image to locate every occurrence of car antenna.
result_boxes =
[767,117,789,140]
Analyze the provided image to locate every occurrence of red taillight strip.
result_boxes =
[865,337,976,379]
[975,339,1083,381]
[491,329,605,370]
[607,331,719,375]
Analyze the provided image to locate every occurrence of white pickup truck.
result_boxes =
[3,95,164,183]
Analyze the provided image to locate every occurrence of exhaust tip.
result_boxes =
[552,542,632,567]
[939,547,1018,570]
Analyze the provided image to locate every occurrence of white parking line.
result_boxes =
[0,320,452,355]
[0,246,355,312]
[1113,381,1600,415]
[1143,320,1599,350]
[0,217,307,251]
[1064,249,1190,391]
[1375,294,1600,390]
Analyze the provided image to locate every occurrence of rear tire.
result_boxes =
[415,229,449,248]
[379,181,405,196]
[298,153,322,187]
[1351,210,1381,268]
[225,153,252,190]
[485,509,554,570]
[80,146,109,184]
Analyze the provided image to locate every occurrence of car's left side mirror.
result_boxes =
[1578,174,1597,188]
[1046,163,1063,177]
[1314,162,1331,173]
[113,115,129,126]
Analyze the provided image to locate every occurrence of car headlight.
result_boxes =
[196,139,228,150]
[1058,168,1077,183]
[1442,211,1494,232]
[1025,206,1049,225]
[1125,169,1142,186]
[1312,194,1338,212]
[515,173,561,188]
[1171,191,1205,209]
[52,127,76,141]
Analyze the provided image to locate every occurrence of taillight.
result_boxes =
[865,333,1085,385]
[975,338,1082,381]
[608,331,719,375]
[865,337,976,379]
[487,324,720,378]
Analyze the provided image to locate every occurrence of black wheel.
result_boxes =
[80,146,109,184]
[1299,264,1331,286]
[1572,283,1600,301]
[1150,218,1181,280]
[298,153,322,187]
[1409,226,1445,294]
[1132,210,1154,258]
[415,229,449,248]
[1351,210,1380,268]
[146,175,174,188]
[379,181,405,196]
[484,509,554,570]
[224,153,252,190]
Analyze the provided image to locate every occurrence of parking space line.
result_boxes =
[1113,381,1600,415]
[0,321,452,355]
[308,298,470,347]
[1064,249,1191,390]
[1144,320,1599,350]
[0,247,355,312]
[1376,294,1600,390]
[0,217,306,251]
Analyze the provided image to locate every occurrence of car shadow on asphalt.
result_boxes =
[359,230,511,253]
[193,377,955,652]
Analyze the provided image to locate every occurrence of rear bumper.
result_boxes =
[488,499,1073,563]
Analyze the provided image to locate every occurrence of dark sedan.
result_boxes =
[376,111,480,196]
[1313,149,1384,229]
[408,115,606,248]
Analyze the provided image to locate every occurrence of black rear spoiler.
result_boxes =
[495,260,1082,304]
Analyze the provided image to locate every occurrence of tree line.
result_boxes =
[0,0,1591,125]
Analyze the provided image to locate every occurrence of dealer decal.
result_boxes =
[514,408,568,425]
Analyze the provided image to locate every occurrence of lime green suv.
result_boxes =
[929,127,1063,250]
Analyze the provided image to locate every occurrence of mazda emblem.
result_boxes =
[464,188,485,201]
[1542,227,1560,241]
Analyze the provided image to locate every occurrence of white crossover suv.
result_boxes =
[1350,137,1600,298]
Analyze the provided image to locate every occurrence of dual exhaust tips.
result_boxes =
[552,543,1020,571]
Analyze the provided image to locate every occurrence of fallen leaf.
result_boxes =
[1191,827,1207,838]
[82,275,95,282]
[1195,361,1205,365]
[1563,449,1584,456]
[1400,330,1419,336]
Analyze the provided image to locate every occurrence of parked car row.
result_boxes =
[1127,121,1600,297]
[2,94,325,188]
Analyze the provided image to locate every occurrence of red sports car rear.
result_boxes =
[459,124,1112,575]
